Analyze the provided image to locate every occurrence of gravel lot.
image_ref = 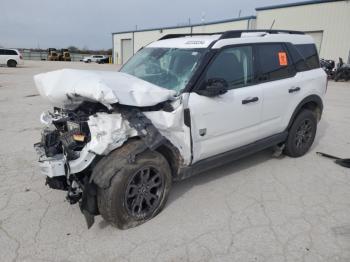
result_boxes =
[0,60,350,262]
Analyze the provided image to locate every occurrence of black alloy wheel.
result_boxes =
[295,119,313,150]
[125,166,164,219]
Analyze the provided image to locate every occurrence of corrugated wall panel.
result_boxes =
[256,1,350,61]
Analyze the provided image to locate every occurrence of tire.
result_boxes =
[95,141,172,229]
[7,60,17,67]
[284,109,317,157]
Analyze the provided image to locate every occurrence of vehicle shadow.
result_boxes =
[167,148,274,206]
[168,119,329,207]
[310,118,329,150]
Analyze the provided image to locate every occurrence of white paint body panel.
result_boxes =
[188,85,263,163]
[87,113,138,155]
[34,69,176,108]
[257,68,326,139]
[144,98,192,165]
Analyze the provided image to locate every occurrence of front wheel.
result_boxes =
[95,142,172,229]
[284,109,317,157]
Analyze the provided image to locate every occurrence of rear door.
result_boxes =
[188,45,263,163]
[255,43,299,138]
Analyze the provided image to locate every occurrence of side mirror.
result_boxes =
[195,78,228,97]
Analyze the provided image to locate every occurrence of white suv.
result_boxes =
[34,30,327,229]
[82,55,108,63]
[0,48,23,67]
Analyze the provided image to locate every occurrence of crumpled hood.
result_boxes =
[34,69,177,108]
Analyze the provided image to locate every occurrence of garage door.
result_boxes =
[121,39,133,64]
[305,31,323,53]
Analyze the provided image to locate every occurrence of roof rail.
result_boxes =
[158,30,305,41]
[219,29,305,39]
[158,33,223,40]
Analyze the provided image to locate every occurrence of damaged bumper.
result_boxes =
[34,143,66,177]
[34,111,137,178]
[34,142,96,178]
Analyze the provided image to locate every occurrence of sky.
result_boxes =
[1,0,307,50]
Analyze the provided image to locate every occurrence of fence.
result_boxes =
[21,50,103,62]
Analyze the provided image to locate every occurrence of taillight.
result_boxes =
[20,54,23,60]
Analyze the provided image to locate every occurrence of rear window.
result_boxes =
[6,50,18,55]
[295,44,319,69]
[286,43,309,72]
[256,43,295,82]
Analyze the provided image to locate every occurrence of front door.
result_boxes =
[188,45,263,163]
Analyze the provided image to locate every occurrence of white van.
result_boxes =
[0,48,23,67]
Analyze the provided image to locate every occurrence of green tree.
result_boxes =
[67,46,79,52]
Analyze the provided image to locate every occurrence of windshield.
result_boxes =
[120,47,205,93]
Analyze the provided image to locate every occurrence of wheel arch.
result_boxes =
[90,137,183,189]
[287,94,323,130]
[7,59,17,67]
[155,143,183,181]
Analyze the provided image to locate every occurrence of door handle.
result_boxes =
[242,97,259,105]
[289,87,301,93]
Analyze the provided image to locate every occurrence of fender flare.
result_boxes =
[287,94,323,130]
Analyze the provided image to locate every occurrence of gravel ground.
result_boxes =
[0,60,350,262]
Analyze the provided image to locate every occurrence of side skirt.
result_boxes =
[179,132,288,180]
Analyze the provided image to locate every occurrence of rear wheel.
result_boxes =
[7,60,17,67]
[95,142,172,229]
[284,110,317,157]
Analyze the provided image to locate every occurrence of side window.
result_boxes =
[205,45,254,89]
[0,49,4,55]
[286,43,309,72]
[8,50,17,55]
[295,44,319,69]
[256,44,295,82]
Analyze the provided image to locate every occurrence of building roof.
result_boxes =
[112,16,256,35]
[256,0,345,11]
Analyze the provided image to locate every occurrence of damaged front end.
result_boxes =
[33,69,191,228]
[34,101,139,226]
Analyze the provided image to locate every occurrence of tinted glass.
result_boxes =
[295,44,319,69]
[205,46,254,89]
[256,44,294,82]
[2,49,18,55]
[286,43,308,72]
[7,50,18,55]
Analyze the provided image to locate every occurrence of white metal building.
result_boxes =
[112,16,256,64]
[256,0,350,62]
[112,0,350,64]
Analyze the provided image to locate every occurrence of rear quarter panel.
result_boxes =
[282,68,327,129]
